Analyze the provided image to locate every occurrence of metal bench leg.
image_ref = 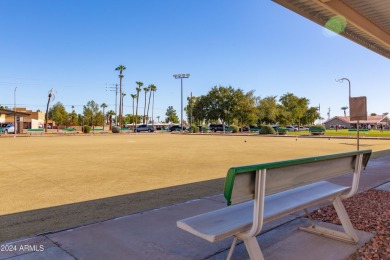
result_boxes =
[300,197,358,244]
[332,196,359,243]
[243,237,264,260]
[226,237,237,260]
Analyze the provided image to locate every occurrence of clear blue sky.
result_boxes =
[1,0,389,122]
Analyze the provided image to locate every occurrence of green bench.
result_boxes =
[177,150,371,259]
[348,129,369,132]
[62,128,77,134]
[27,129,45,135]
[63,128,76,131]
[277,127,288,135]
[309,127,325,135]
[249,127,261,132]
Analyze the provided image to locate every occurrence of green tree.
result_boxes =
[185,95,198,125]
[83,100,99,127]
[101,103,108,125]
[106,110,116,129]
[192,95,210,125]
[302,107,321,125]
[48,102,68,126]
[234,89,257,127]
[69,105,78,126]
[165,106,179,123]
[257,96,278,124]
[115,65,126,126]
[279,93,309,126]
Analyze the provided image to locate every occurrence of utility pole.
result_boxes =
[106,84,118,125]
[14,87,17,137]
[190,92,193,126]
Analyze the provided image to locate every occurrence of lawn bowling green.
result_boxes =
[2,134,389,216]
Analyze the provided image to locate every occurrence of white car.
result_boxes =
[298,126,309,131]
[285,126,298,131]
[4,125,15,134]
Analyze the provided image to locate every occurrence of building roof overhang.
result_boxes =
[273,0,390,59]
[0,108,31,117]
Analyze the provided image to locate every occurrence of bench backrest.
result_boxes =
[224,150,371,205]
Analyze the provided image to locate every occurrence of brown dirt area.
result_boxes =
[1,134,390,242]
[310,189,390,260]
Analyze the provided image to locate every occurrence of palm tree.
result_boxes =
[115,65,126,127]
[130,94,137,128]
[121,93,126,121]
[143,86,150,124]
[101,103,107,126]
[45,89,55,132]
[146,84,153,123]
[106,110,116,130]
[149,84,157,125]
[135,82,143,126]
[341,106,348,117]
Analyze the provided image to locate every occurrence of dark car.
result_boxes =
[209,124,229,132]
[169,125,186,132]
[134,124,155,132]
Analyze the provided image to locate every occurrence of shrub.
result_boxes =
[189,125,199,133]
[112,126,120,133]
[83,125,91,134]
[259,125,276,134]
[230,125,239,133]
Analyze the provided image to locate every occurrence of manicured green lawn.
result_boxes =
[288,129,390,137]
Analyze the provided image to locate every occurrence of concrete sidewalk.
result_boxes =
[1,156,389,260]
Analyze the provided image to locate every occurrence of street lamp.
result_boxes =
[14,87,17,137]
[173,74,190,131]
[337,77,360,150]
[336,78,351,98]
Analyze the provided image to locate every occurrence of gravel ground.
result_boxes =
[309,189,390,260]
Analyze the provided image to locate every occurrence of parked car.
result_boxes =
[298,126,309,131]
[4,124,16,134]
[209,124,229,132]
[285,125,298,131]
[169,125,186,132]
[134,124,155,132]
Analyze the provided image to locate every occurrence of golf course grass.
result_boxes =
[1,133,389,241]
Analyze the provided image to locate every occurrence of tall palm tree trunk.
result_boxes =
[146,87,152,122]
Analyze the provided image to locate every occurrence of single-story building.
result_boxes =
[324,116,390,129]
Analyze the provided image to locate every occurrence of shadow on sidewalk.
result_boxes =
[0,178,225,242]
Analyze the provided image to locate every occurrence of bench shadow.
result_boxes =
[0,178,225,242]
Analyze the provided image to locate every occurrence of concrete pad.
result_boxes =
[210,218,374,260]
[0,236,71,260]
[375,182,390,191]
[46,198,230,260]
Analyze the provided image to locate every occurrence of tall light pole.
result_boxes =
[14,86,17,137]
[173,74,190,131]
[336,78,351,98]
[337,77,360,150]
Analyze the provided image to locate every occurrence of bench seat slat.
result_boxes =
[177,181,349,242]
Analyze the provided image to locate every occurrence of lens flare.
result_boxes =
[325,16,347,34]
